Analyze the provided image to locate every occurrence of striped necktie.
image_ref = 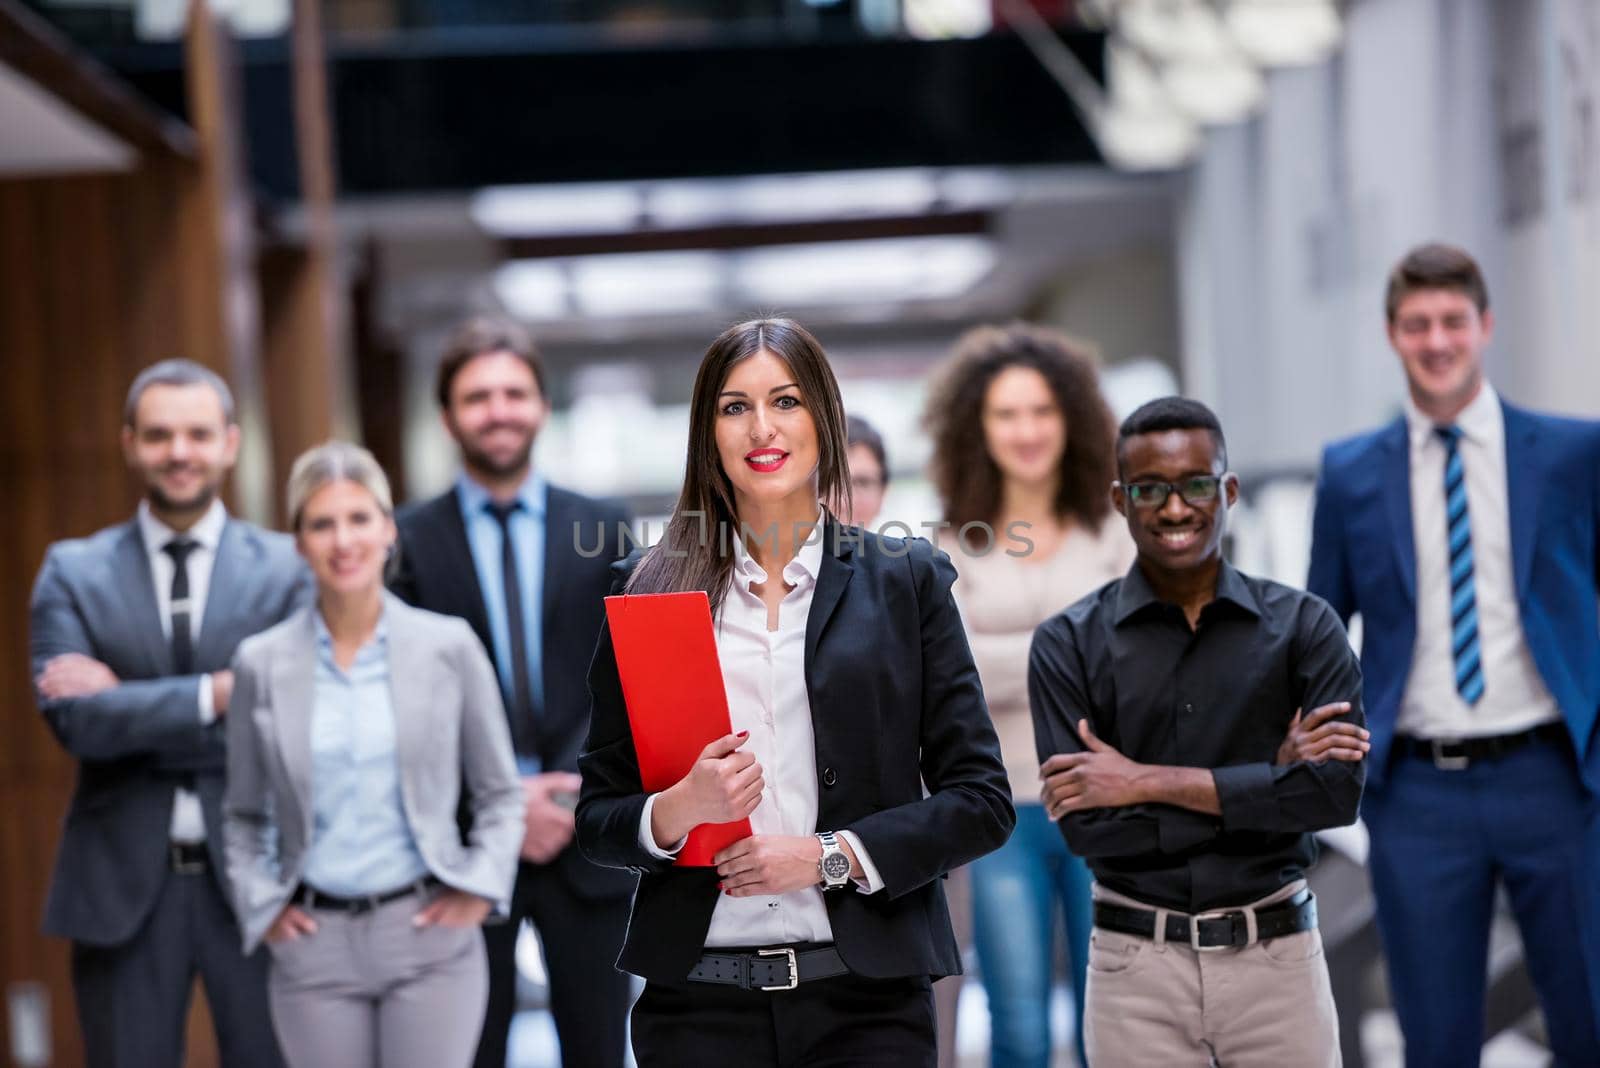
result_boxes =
[1436,426,1484,705]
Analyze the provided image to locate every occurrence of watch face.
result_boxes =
[822,851,852,881]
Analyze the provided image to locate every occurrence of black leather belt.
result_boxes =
[1093,888,1317,951]
[169,841,208,875]
[293,876,437,915]
[687,945,849,991]
[1396,722,1567,770]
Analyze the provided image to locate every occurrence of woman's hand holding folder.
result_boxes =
[648,730,765,851]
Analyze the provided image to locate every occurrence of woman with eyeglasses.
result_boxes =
[223,442,524,1068]
[576,318,1014,1066]
[923,323,1133,1068]
[842,413,890,528]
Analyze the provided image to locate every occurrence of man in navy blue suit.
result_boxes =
[1308,243,1600,1067]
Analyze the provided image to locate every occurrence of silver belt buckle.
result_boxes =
[1189,910,1240,952]
[169,843,206,875]
[757,947,799,991]
[1430,739,1470,771]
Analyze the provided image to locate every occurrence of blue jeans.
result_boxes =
[971,802,1090,1068]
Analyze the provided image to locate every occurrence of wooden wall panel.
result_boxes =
[0,8,316,1067]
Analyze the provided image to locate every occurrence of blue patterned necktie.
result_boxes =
[1437,426,1484,705]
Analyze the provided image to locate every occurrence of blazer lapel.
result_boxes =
[115,522,172,673]
[271,609,319,831]
[383,595,430,811]
[196,520,247,668]
[804,523,855,678]
[1501,402,1542,602]
[1379,419,1418,604]
[434,497,494,645]
[541,487,573,652]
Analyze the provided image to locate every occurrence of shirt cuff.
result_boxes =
[197,675,216,725]
[838,830,884,894]
[1211,763,1277,832]
[638,793,686,860]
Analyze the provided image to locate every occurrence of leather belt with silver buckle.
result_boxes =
[293,876,437,915]
[686,945,849,991]
[169,841,209,875]
[1397,723,1567,771]
[1093,888,1317,951]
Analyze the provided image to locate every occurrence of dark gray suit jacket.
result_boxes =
[30,516,309,947]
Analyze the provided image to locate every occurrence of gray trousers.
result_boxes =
[266,888,489,1068]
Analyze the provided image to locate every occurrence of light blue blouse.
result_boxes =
[301,612,431,897]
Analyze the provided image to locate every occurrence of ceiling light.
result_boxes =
[735,236,995,307]
[571,251,723,318]
[1225,0,1342,68]
[493,261,569,320]
[472,183,642,236]
[1162,55,1265,124]
[649,169,941,228]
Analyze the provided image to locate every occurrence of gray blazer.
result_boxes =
[223,593,524,953]
[30,517,309,946]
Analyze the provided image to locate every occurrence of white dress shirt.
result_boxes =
[639,519,884,948]
[1398,383,1560,738]
[137,499,225,841]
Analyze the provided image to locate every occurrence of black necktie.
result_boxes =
[163,538,198,675]
[486,501,537,758]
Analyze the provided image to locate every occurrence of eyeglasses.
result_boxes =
[850,476,885,493]
[1119,475,1227,509]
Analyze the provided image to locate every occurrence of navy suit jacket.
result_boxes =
[1307,399,1600,793]
[575,526,1016,983]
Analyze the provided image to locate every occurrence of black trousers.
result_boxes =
[71,866,281,1068]
[630,968,936,1068]
[474,860,632,1068]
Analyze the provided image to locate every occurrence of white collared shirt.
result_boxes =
[136,498,226,841]
[639,516,883,948]
[1398,383,1560,738]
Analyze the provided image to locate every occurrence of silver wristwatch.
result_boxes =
[816,831,851,891]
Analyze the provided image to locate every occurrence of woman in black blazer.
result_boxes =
[576,318,1015,1067]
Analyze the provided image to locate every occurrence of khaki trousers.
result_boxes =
[1083,880,1340,1068]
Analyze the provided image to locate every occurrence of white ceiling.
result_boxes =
[0,59,136,177]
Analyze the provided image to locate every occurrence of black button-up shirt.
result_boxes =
[1028,560,1364,912]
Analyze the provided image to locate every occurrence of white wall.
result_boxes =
[1177,0,1600,476]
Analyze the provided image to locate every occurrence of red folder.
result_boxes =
[603,591,751,866]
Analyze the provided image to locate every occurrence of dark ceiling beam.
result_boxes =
[499,209,991,259]
[0,0,195,157]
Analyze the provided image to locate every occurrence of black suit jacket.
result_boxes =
[576,524,1016,983]
[391,482,635,899]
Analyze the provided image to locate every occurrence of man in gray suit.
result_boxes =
[30,359,308,1068]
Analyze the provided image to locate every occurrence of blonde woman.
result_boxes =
[223,441,523,1068]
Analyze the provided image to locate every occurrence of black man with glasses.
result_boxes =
[1028,397,1366,1067]
[1308,244,1600,1067]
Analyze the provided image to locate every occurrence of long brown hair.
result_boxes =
[626,318,851,617]
[924,322,1116,540]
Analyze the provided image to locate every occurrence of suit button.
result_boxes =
[822,768,837,787]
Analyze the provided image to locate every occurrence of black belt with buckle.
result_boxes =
[169,841,209,875]
[687,945,849,991]
[293,876,438,915]
[1396,722,1567,770]
[1093,888,1317,951]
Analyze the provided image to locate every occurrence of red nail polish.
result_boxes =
[737,730,749,738]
